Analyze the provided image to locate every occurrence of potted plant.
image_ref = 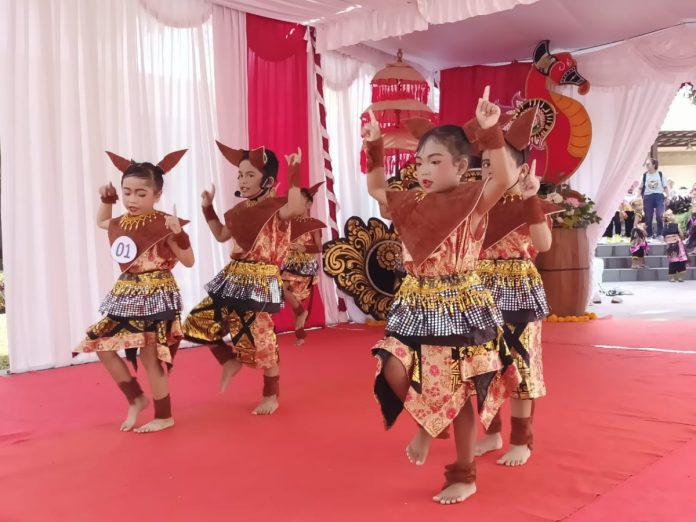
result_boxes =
[535,183,601,316]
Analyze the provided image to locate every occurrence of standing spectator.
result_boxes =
[640,158,667,239]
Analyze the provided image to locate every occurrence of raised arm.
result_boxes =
[363,110,387,206]
[279,148,306,221]
[201,183,233,242]
[472,86,516,220]
[96,182,118,230]
[520,161,552,253]
[164,205,195,267]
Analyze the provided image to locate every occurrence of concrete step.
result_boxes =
[596,243,668,257]
[602,266,696,282]
[604,256,669,270]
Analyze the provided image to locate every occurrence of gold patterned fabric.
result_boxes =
[77,316,182,367]
[183,296,278,369]
[204,259,284,312]
[373,336,520,436]
[506,320,546,400]
[373,212,515,435]
[477,259,548,321]
[232,213,291,265]
[281,233,321,304]
[74,244,182,367]
[386,217,503,341]
[99,270,182,318]
[184,216,288,368]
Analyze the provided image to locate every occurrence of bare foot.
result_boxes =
[474,432,503,456]
[295,309,309,330]
[220,359,242,393]
[120,395,149,432]
[433,482,477,505]
[497,444,531,466]
[406,428,433,466]
[134,417,175,433]
[294,338,305,346]
[252,395,279,415]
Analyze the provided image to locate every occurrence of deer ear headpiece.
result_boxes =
[106,149,187,175]
[403,118,436,141]
[501,107,538,151]
[215,140,267,171]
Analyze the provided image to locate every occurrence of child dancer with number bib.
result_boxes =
[365,87,520,505]
[74,150,194,433]
[183,142,305,415]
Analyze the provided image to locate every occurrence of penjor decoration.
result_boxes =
[360,50,438,175]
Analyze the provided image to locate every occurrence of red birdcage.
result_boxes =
[360,50,439,174]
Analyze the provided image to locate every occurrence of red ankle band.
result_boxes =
[443,461,476,488]
[210,344,235,365]
[510,416,534,448]
[154,395,172,419]
[263,375,280,397]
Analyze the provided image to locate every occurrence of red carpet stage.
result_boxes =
[2,320,696,522]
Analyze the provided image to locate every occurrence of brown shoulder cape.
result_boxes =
[108,211,189,272]
[223,197,288,254]
[386,182,486,267]
[482,198,562,251]
[291,217,325,254]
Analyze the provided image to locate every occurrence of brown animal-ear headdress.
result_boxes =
[306,181,324,196]
[499,107,538,151]
[215,140,267,171]
[403,117,436,141]
[105,149,188,174]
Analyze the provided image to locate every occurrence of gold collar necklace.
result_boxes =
[120,210,158,231]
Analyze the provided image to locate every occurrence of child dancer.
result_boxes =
[473,109,561,466]
[664,210,688,282]
[365,87,520,505]
[686,202,696,255]
[281,182,326,344]
[630,221,649,269]
[183,142,305,415]
[74,150,194,433]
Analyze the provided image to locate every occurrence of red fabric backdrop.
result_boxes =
[439,62,562,178]
[439,63,531,125]
[246,14,324,332]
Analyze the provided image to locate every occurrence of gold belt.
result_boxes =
[225,260,281,278]
[113,270,178,295]
[396,272,493,311]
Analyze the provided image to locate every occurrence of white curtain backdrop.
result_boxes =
[0,0,247,372]
[323,52,381,227]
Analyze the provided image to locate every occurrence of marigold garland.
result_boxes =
[545,312,597,323]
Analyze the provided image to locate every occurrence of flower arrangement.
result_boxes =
[539,183,601,229]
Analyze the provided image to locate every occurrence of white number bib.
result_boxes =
[111,236,137,264]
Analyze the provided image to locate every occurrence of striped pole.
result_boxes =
[309,27,347,314]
